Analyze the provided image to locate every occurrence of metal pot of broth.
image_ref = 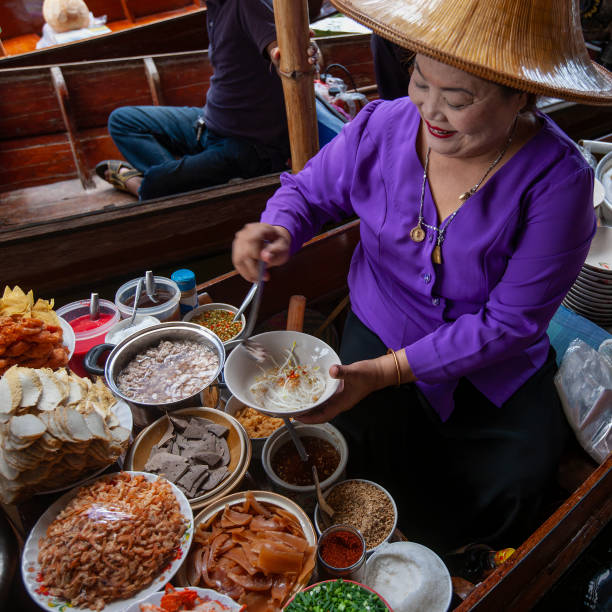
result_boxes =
[99,322,225,428]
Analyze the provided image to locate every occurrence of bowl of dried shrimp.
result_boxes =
[175,490,317,610]
[21,471,194,612]
[223,331,341,418]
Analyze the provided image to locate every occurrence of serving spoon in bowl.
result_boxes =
[225,259,268,361]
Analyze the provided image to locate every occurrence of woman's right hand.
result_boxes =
[232,223,292,282]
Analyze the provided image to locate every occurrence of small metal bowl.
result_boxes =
[94,322,225,426]
[183,303,246,344]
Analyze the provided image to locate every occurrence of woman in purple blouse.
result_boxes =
[232,0,612,551]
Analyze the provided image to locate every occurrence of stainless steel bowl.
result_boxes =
[103,322,225,422]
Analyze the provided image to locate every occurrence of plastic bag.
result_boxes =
[36,12,108,49]
[555,338,612,463]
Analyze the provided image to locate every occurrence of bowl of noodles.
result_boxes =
[223,331,341,418]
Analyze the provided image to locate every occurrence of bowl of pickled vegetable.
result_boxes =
[183,303,245,344]
[284,579,391,611]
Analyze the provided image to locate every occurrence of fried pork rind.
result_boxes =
[38,473,187,611]
[0,366,129,504]
[0,315,68,375]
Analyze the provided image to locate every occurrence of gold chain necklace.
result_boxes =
[409,117,518,265]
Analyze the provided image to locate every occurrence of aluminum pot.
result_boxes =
[85,322,225,428]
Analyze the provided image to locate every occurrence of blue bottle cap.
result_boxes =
[171,269,196,291]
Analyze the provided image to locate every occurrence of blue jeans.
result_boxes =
[108,106,289,200]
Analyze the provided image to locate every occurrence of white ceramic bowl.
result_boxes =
[22,471,194,612]
[223,330,341,418]
[58,317,76,360]
[126,587,243,612]
[104,315,160,345]
[596,151,612,225]
[364,542,452,612]
[313,478,398,555]
[183,302,246,344]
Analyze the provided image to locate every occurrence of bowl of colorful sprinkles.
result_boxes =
[283,579,391,611]
[184,303,245,344]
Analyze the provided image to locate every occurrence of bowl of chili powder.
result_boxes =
[184,303,245,344]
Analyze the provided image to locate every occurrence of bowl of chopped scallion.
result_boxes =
[283,579,391,611]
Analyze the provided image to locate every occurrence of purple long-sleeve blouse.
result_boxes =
[261,99,596,421]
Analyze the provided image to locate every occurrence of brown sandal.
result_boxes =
[95,160,143,192]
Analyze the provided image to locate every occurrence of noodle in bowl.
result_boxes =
[224,331,341,418]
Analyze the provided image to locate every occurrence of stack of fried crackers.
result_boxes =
[0,366,130,503]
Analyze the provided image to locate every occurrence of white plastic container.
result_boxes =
[115,276,180,321]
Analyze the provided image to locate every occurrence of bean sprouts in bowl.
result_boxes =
[224,331,341,418]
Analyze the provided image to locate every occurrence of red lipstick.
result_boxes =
[425,120,456,139]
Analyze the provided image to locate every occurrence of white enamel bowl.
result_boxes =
[223,330,341,418]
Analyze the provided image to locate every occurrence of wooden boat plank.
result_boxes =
[457,452,612,611]
[0,4,208,68]
[0,174,281,294]
[197,219,361,320]
[0,34,372,193]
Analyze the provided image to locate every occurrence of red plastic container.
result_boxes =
[57,299,120,377]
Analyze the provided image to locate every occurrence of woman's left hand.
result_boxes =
[298,359,384,424]
[298,349,416,424]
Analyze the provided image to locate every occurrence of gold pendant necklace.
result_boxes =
[411,117,518,265]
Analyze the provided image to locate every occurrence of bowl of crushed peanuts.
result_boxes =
[314,479,398,555]
[183,303,245,344]
[224,394,285,459]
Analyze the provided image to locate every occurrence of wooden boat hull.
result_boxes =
[0,173,281,295]
[0,2,208,69]
[1,35,611,297]
[0,34,375,295]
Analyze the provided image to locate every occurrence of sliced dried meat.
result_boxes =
[215,437,230,467]
[144,452,189,482]
[170,416,189,431]
[182,417,215,439]
[206,423,229,438]
[192,451,222,467]
[200,466,228,491]
[177,465,209,492]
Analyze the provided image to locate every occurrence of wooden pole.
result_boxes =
[274,0,319,172]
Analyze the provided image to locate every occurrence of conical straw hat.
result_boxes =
[330,0,612,105]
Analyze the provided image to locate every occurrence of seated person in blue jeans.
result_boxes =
[97,0,324,200]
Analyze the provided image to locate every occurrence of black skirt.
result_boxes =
[332,310,570,554]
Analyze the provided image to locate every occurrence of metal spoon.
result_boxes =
[225,259,268,361]
[312,465,336,524]
[283,417,309,462]
[89,292,99,321]
[232,281,258,323]
[129,278,144,326]
[145,270,159,303]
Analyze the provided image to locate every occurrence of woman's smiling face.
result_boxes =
[408,54,527,159]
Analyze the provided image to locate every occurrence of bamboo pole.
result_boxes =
[274,0,319,172]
